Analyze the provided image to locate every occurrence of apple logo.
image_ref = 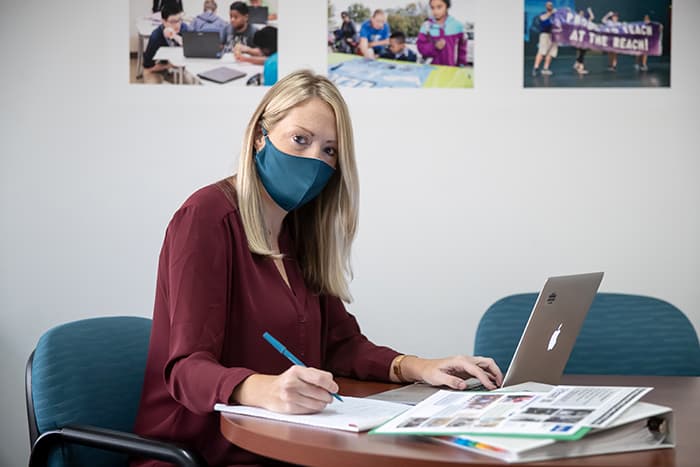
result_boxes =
[547,323,562,351]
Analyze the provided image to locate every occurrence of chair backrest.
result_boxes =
[474,293,700,376]
[27,316,152,466]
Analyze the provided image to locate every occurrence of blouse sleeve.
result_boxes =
[160,203,255,415]
[321,296,400,381]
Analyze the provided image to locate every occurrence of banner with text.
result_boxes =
[551,8,662,56]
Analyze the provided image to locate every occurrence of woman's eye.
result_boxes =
[324,147,338,157]
[292,135,309,145]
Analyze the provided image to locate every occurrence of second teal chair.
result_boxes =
[474,293,700,376]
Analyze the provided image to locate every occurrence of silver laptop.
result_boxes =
[501,271,604,387]
[369,272,603,405]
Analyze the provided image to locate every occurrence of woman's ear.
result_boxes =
[253,125,266,153]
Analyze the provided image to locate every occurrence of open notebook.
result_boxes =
[215,396,408,433]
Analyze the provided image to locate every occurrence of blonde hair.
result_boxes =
[236,70,359,302]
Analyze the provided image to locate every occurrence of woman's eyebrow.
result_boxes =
[292,125,337,144]
[292,125,314,136]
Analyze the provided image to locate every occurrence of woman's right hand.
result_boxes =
[231,366,339,414]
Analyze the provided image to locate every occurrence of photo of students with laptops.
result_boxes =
[131,0,278,85]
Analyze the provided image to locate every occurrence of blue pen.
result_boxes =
[263,331,344,402]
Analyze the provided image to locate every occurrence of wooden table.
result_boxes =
[220,375,699,466]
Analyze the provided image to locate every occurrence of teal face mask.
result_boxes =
[254,129,335,212]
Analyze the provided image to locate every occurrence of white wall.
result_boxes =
[1,1,698,465]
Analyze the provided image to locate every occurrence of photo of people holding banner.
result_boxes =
[524,0,671,87]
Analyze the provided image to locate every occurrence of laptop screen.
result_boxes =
[249,6,269,24]
[182,31,221,58]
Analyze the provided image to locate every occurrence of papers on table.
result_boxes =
[430,401,674,463]
[371,385,652,440]
[215,396,409,433]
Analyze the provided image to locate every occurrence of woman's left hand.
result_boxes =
[402,355,503,390]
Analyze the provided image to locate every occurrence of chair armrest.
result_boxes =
[28,424,207,467]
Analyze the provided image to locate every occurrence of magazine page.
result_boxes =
[528,385,652,428]
[371,386,651,440]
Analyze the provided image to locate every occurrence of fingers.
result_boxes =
[473,356,504,386]
[432,373,470,391]
[423,356,504,391]
[295,366,340,395]
[462,361,499,390]
[273,366,338,414]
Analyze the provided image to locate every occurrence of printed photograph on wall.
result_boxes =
[129,0,279,86]
[524,0,672,87]
[327,1,475,88]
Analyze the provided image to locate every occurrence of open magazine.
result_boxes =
[371,385,651,440]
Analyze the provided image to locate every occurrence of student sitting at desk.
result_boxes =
[143,2,194,84]
[132,70,503,467]
[258,27,277,86]
[222,1,256,51]
[233,26,275,65]
[380,31,418,62]
[235,26,277,85]
[191,0,228,41]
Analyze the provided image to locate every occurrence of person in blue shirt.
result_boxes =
[532,1,557,76]
[253,26,278,86]
[358,9,391,59]
[380,32,417,62]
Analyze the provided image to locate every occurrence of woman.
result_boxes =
[333,11,358,54]
[132,70,502,467]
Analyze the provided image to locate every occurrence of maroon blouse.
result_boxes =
[132,181,399,467]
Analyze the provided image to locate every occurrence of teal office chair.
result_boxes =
[26,316,206,467]
[474,293,700,376]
